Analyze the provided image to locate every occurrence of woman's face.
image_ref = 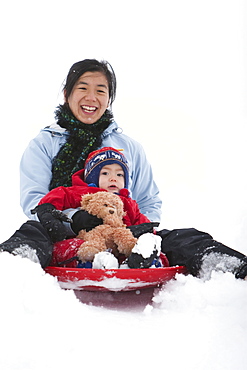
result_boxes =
[66,71,110,124]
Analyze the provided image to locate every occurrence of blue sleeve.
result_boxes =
[129,144,162,222]
[20,130,65,218]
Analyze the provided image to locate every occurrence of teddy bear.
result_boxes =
[76,191,138,263]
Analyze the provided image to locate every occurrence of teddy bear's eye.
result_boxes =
[104,204,108,207]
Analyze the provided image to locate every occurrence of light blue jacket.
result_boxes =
[20,120,162,222]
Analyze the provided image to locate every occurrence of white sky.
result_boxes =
[0,0,246,254]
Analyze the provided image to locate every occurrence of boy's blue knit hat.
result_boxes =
[84,147,129,188]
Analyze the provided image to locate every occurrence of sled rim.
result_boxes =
[45,265,187,292]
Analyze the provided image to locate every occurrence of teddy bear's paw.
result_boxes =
[77,244,103,262]
[92,251,119,269]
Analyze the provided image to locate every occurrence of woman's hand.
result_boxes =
[31,203,71,242]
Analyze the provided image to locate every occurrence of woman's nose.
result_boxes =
[85,90,96,101]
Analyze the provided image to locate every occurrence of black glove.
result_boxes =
[31,203,71,242]
[127,222,160,238]
[127,249,159,269]
[71,210,103,234]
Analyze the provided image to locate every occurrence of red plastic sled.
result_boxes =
[45,264,187,292]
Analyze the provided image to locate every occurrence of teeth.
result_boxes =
[82,105,96,112]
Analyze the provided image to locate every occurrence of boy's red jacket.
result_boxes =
[39,169,150,226]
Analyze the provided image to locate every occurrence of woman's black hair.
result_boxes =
[63,59,117,105]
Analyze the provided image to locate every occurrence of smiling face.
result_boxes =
[98,164,125,193]
[66,71,110,124]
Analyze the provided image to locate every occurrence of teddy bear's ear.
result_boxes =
[81,193,93,209]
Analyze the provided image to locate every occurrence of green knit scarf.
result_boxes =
[49,104,113,190]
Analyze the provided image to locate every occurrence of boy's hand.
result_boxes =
[71,210,103,234]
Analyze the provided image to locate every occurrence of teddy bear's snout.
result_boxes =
[109,209,115,214]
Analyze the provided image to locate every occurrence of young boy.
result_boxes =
[33,147,160,268]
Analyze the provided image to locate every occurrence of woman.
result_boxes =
[0,59,161,268]
[20,59,162,223]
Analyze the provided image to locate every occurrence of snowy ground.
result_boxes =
[0,250,246,370]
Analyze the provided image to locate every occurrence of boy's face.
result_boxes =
[99,164,125,193]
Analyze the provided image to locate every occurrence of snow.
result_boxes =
[0,0,247,368]
[92,250,119,269]
[0,251,246,369]
[132,233,162,258]
[58,275,143,291]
